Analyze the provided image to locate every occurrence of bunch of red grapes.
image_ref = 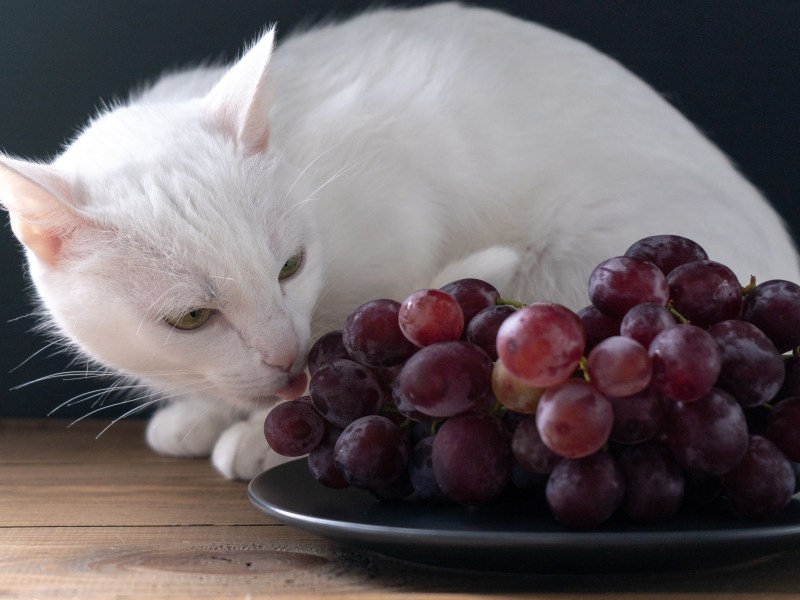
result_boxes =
[264,234,800,529]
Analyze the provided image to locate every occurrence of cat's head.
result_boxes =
[0,30,322,409]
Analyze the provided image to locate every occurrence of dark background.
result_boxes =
[1,1,798,419]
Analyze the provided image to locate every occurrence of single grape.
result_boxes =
[618,442,685,524]
[333,415,409,489]
[440,278,500,325]
[588,256,669,318]
[620,303,676,349]
[342,299,417,367]
[624,234,708,275]
[491,360,545,414]
[667,260,743,327]
[536,379,614,459]
[466,304,516,360]
[398,288,464,347]
[546,452,625,529]
[309,359,383,428]
[432,413,511,506]
[511,415,562,474]
[576,305,621,353]
[663,388,749,475]
[307,330,350,376]
[741,279,800,353]
[409,436,445,501]
[707,319,784,408]
[263,399,326,457]
[648,325,721,403]
[720,436,796,519]
[608,385,668,445]
[307,426,349,489]
[586,336,652,398]
[765,397,800,462]
[394,341,493,418]
[496,302,586,387]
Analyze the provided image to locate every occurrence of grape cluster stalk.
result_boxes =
[264,237,800,529]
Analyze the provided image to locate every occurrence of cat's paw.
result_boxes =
[430,246,520,291]
[211,410,294,480]
[146,398,239,457]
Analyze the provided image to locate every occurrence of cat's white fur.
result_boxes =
[1,4,797,479]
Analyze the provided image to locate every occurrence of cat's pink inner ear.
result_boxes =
[0,159,77,266]
[205,28,276,154]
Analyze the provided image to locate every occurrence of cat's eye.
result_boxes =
[279,248,304,280]
[164,308,214,331]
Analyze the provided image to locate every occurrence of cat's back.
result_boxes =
[271,2,753,196]
[271,3,645,142]
[123,2,796,310]
[268,3,797,300]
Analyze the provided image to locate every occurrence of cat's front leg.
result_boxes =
[211,408,294,480]
[146,395,240,458]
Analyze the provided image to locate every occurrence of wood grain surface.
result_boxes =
[1,418,798,599]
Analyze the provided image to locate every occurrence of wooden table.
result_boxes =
[1,418,798,599]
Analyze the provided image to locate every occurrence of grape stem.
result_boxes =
[489,401,507,419]
[579,356,590,382]
[381,401,414,430]
[381,403,401,416]
[740,275,757,295]
[667,300,691,325]
[496,298,526,309]
[430,418,446,436]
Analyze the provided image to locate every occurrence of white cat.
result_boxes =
[1,3,797,479]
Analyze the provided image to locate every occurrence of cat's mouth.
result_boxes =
[274,371,309,401]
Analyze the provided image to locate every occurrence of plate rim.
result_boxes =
[248,460,800,551]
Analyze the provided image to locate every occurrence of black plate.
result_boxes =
[249,459,800,573]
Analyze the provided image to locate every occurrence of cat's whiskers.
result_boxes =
[7,309,44,324]
[91,381,220,439]
[164,323,179,345]
[138,279,194,336]
[14,365,199,394]
[47,376,137,415]
[281,139,351,208]
[12,369,115,391]
[9,340,63,373]
[309,303,347,328]
[61,377,212,427]
[285,160,362,218]
[62,354,98,380]
[150,273,225,340]
[176,398,225,448]
[92,398,163,438]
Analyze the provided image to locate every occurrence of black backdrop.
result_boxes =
[0,1,797,419]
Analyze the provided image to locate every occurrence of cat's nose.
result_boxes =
[264,351,297,371]
[257,329,300,371]
[262,339,299,371]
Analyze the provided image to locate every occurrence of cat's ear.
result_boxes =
[0,157,82,266]
[204,27,276,154]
